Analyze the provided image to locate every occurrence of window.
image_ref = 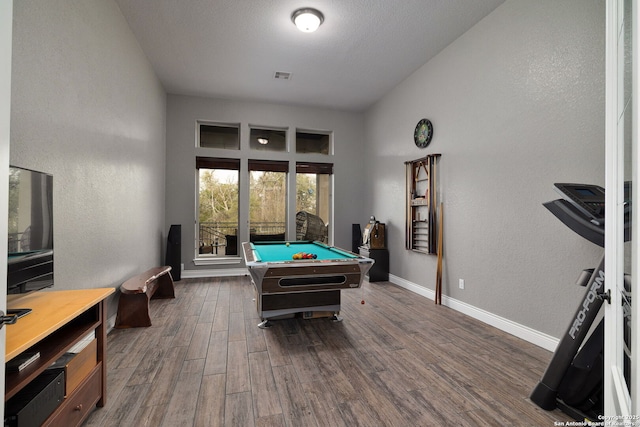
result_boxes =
[249,127,287,152]
[198,122,240,150]
[296,130,331,154]
[249,160,288,242]
[194,121,335,263]
[196,157,240,256]
[296,162,333,242]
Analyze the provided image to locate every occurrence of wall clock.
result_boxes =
[414,118,433,148]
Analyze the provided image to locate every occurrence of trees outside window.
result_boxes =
[196,157,239,256]
[249,160,287,241]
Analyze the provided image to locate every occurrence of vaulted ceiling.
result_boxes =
[115,0,505,112]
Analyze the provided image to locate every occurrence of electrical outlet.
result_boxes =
[459,279,465,290]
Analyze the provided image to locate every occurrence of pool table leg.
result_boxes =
[258,319,272,329]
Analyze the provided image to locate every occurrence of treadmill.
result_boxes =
[530,183,631,420]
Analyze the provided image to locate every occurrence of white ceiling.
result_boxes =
[114,0,505,112]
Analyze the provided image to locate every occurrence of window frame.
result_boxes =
[295,162,334,243]
[248,159,289,241]
[248,125,288,152]
[194,157,241,265]
[191,122,336,268]
[197,121,240,150]
[295,129,332,155]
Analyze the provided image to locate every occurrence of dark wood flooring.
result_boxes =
[84,276,571,426]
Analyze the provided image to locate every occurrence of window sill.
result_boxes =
[193,256,243,266]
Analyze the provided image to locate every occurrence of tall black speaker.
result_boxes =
[352,224,362,253]
[165,224,181,281]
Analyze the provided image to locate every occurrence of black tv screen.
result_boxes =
[7,166,54,294]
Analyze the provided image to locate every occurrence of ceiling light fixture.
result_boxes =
[257,137,269,145]
[291,8,324,33]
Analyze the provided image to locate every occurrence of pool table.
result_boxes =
[242,241,374,327]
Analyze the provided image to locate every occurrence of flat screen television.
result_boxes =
[7,166,53,298]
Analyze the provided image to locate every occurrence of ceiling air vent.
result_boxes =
[274,71,292,80]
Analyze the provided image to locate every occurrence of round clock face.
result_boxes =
[414,119,433,148]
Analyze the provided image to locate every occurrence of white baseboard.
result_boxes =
[106,313,117,334]
[388,274,559,352]
[180,268,249,279]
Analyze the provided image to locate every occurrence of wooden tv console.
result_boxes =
[5,288,114,426]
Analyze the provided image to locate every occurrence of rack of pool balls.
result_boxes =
[292,252,317,260]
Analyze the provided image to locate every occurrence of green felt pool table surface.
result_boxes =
[249,241,357,262]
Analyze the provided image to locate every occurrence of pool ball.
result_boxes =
[286,242,290,246]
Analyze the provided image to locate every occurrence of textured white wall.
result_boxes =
[10,0,166,299]
[364,0,605,337]
[165,95,365,272]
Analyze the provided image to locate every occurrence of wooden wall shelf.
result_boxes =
[405,154,441,254]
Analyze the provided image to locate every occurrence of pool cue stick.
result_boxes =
[436,202,443,305]
[433,156,437,251]
[429,156,435,253]
[433,156,441,303]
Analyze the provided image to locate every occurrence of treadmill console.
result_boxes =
[544,182,630,248]
[553,183,605,224]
